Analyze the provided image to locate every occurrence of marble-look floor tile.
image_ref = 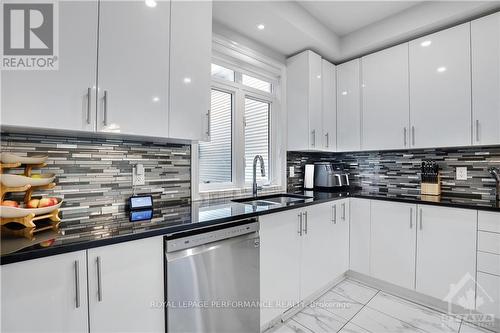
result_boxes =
[292,306,348,333]
[313,290,364,321]
[459,322,496,333]
[338,322,372,333]
[331,279,379,305]
[367,292,461,333]
[269,320,313,333]
[350,306,425,333]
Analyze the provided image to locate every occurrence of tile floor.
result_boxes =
[267,279,495,333]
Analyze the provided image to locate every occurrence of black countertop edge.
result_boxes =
[350,194,500,212]
[1,191,498,265]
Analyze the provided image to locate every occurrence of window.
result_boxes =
[199,62,277,191]
[199,90,232,184]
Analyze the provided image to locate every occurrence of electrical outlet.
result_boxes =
[456,167,468,181]
[133,164,145,186]
[289,166,295,177]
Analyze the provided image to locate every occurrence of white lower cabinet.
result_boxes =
[476,272,500,319]
[260,200,349,328]
[1,237,164,333]
[349,198,371,275]
[370,201,417,289]
[415,206,477,304]
[260,208,302,328]
[88,237,164,333]
[1,251,89,333]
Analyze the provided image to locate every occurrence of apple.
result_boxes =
[48,197,58,205]
[31,174,42,179]
[27,199,40,208]
[1,200,19,207]
[38,198,53,208]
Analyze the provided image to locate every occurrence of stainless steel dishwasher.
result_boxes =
[165,218,260,333]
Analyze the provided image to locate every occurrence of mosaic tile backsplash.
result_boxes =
[1,133,191,228]
[288,146,500,202]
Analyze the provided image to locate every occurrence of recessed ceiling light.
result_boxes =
[145,0,157,8]
[183,77,192,84]
[257,24,265,30]
[152,97,160,102]
[316,75,321,79]
[436,66,447,73]
[341,91,348,96]
[420,40,432,47]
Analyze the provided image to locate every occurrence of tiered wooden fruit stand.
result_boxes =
[0,157,62,239]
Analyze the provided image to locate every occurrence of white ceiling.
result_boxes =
[212,1,500,63]
[297,1,420,36]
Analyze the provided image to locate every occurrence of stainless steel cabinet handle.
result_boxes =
[476,119,480,142]
[342,203,346,221]
[311,130,316,147]
[103,91,108,126]
[333,205,337,224]
[96,256,103,301]
[303,211,308,235]
[412,126,415,146]
[298,213,303,236]
[206,110,211,137]
[86,88,91,125]
[419,208,423,230]
[404,127,407,147]
[74,260,80,308]
[325,132,329,148]
[410,208,413,229]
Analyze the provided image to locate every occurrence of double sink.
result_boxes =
[232,193,312,207]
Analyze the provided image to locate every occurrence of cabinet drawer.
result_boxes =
[478,211,500,234]
[477,251,500,276]
[476,272,500,318]
[478,231,500,254]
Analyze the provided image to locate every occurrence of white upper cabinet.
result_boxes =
[169,0,212,141]
[471,12,500,146]
[1,1,98,132]
[1,251,89,333]
[415,206,477,304]
[287,50,323,151]
[337,59,361,152]
[322,59,337,152]
[409,23,472,149]
[87,237,165,333]
[97,0,170,137]
[370,201,417,290]
[362,44,410,150]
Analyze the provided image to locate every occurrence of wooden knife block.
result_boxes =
[421,175,441,196]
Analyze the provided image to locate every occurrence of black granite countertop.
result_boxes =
[1,190,498,265]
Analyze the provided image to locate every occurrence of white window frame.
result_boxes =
[194,36,286,197]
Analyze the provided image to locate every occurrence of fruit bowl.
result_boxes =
[1,153,48,165]
[0,197,63,218]
[1,173,56,187]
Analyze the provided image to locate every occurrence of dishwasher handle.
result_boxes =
[166,231,259,262]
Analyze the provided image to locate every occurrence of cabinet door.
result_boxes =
[169,0,212,141]
[322,59,337,152]
[87,237,164,333]
[349,198,371,275]
[308,52,323,150]
[416,206,477,304]
[333,199,350,277]
[1,1,97,132]
[337,59,361,152]
[362,44,410,150]
[260,209,301,327]
[97,1,170,137]
[1,251,88,332]
[300,202,338,299]
[471,12,500,145]
[409,23,471,148]
[476,272,500,319]
[370,201,417,289]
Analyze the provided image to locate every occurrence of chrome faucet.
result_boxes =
[252,155,266,197]
[489,167,500,202]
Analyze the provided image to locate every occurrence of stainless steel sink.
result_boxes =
[232,193,312,206]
